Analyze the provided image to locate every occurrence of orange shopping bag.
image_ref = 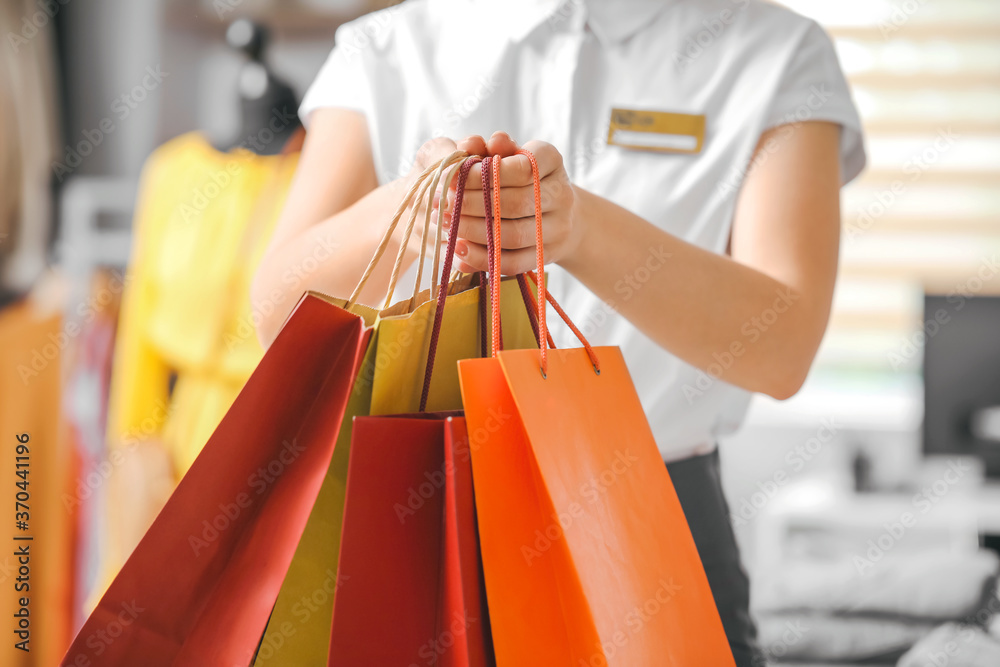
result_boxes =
[458,153,736,666]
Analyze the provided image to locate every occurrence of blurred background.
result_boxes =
[1,0,999,665]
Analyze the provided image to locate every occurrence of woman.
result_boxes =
[252,0,865,663]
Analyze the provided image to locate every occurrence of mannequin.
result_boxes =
[217,18,301,155]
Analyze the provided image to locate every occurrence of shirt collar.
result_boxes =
[428,0,673,45]
[584,0,674,45]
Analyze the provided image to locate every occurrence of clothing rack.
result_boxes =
[58,177,136,305]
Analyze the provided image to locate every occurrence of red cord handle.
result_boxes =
[490,156,503,357]
[419,155,547,411]
[420,156,481,411]
[421,148,601,410]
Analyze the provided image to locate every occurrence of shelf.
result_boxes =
[163,0,384,36]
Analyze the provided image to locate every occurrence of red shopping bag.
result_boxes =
[328,156,503,667]
[328,414,493,667]
[457,152,736,666]
[439,417,494,667]
[61,294,371,667]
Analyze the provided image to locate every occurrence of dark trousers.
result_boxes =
[666,450,764,667]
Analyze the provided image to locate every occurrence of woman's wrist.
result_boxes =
[557,184,599,278]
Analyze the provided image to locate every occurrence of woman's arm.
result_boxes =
[251,108,456,346]
[453,122,842,400]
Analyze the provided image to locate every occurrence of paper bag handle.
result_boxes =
[494,150,601,377]
[346,152,468,310]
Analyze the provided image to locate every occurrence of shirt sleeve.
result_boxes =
[298,20,374,128]
[764,20,867,185]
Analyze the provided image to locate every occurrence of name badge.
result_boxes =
[607,108,706,154]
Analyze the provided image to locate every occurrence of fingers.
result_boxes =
[438,209,566,252]
[510,139,565,182]
[457,133,516,190]
[456,132,515,158]
[409,135,566,277]
[448,174,572,225]
[454,241,539,276]
[451,215,545,250]
[486,131,519,157]
[412,137,459,174]
[416,136,561,186]
[465,140,564,188]
[450,184,558,218]
[457,134,488,156]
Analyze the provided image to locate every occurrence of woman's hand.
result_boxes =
[443,132,587,274]
[397,136,463,250]
[409,136,460,179]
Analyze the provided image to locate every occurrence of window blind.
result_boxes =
[781,0,1000,380]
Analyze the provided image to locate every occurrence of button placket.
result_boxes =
[535,6,585,160]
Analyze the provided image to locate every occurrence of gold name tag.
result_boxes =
[607,108,706,154]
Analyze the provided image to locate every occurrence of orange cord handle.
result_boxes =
[489,149,600,376]
[525,271,600,374]
[490,155,503,358]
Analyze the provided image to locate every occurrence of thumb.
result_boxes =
[413,137,459,173]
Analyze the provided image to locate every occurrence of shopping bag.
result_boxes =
[458,152,736,666]
[249,335,377,667]
[439,417,495,667]
[327,164,514,664]
[61,291,374,667]
[254,152,469,666]
[62,152,466,667]
[328,414,493,667]
[256,153,533,665]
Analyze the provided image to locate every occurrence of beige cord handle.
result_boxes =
[385,152,467,310]
[386,174,435,308]
[404,151,467,309]
[345,152,468,310]
[427,159,466,303]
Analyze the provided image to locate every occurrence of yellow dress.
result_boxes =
[107,132,298,474]
[92,132,300,611]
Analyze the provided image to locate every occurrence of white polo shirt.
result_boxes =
[300,0,866,461]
